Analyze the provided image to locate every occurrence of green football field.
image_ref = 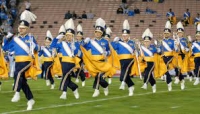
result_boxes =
[0,77,200,114]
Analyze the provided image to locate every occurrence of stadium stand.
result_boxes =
[15,0,200,45]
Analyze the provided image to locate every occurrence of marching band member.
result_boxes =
[166,8,176,25]
[39,30,55,89]
[140,28,157,93]
[183,9,191,26]
[194,13,200,26]
[55,25,66,79]
[105,27,113,84]
[0,33,11,80]
[112,20,135,96]
[3,10,38,110]
[192,24,200,85]
[187,35,195,82]
[173,22,189,90]
[161,21,176,91]
[81,18,116,97]
[51,19,80,100]
[74,24,86,87]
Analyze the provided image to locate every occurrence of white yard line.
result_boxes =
[170,106,180,109]
[1,87,200,114]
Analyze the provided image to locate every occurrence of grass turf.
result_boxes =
[0,77,200,114]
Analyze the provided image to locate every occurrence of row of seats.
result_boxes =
[15,0,200,45]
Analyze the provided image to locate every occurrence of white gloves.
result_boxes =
[40,46,45,50]
[113,37,119,42]
[188,36,192,42]
[9,51,15,56]
[135,50,139,57]
[32,42,36,50]
[185,48,189,52]
[6,32,13,39]
[103,51,108,57]
[71,44,76,50]
[154,40,158,45]
[84,37,90,44]
[157,48,161,53]
[56,34,64,39]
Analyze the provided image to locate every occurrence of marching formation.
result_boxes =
[0,10,200,111]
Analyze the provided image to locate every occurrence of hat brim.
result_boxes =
[18,25,28,28]
[144,39,151,42]
[177,31,184,33]
[76,34,83,37]
[122,33,129,36]
[164,32,171,34]
[95,30,103,34]
[65,33,74,36]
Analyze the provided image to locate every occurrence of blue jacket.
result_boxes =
[3,34,39,56]
[84,38,110,56]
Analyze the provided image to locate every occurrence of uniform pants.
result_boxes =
[60,62,78,92]
[163,56,173,84]
[144,62,156,86]
[43,61,54,84]
[194,57,200,77]
[120,59,134,87]
[93,73,108,89]
[13,61,33,100]
[75,59,86,81]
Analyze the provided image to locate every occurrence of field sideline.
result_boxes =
[0,77,200,114]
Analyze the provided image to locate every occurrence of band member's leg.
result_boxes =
[194,57,200,85]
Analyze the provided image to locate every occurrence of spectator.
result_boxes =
[183,9,191,26]
[145,7,157,14]
[72,11,77,20]
[82,11,87,19]
[194,13,200,26]
[134,7,140,14]
[10,6,17,19]
[24,0,31,11]
[87,10,95,19]
[1,21,13,33]
[0,4,8,20]
[123,5,129,14]
[10,0,16,7]
[166,8,176,24]
[121,0,127,9]
[128,7,134,16]
[64,10,72,19]
[117,5,123,14]
[7,14,14,26]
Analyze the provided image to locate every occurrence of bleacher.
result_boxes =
[17,0,200,45]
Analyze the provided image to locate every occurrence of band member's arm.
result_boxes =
[33,36,40,52]
[50,35,64,48]
[104,41,111,56]
[38,46,44,57]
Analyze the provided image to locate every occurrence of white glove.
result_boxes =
[32,42,36,50]
[157,48,161,53]
[84,37,90,44]
[135,50,139,57]
[154,40,158,45]
[71,44,76,50]
[103,51,108,57]
[188,36,192,42]
[9,51,15,56]
[40,46,45,50]
[174,39,179,45]
[113,37,119,42]
[6,32,13,39]
[185,48,189,52]
[56,34,64,39]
